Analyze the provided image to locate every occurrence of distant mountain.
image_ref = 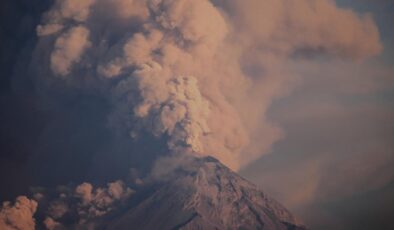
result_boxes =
[98,156,308,230]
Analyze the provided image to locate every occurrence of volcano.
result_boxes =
[80,156,308,230]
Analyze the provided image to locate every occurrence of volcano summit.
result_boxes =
[33,156,307,230]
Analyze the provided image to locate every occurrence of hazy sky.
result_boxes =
[0,0,393,229]
[241,1,394,229]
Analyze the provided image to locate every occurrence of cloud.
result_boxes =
[219,0,382,59]
[37,24,64,36]
[240,57,394,229]
[0,0,389,229]
[73,180,133,221]
[32,0,383,171]
[0,196,37,230]
[49,0,96,23]
[43,217,64,230]
[35,180,134,229]
[49,26,91,76]
[133,72,211,153]
[36,0,96,37]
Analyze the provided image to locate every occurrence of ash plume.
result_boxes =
[0,196,38,230]
[32,180,134,229]
[31,0,381,171]
[0,0,386,229]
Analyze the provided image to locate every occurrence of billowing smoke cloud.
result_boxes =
[31,180,134,229]
[0,0,384,229]
[32,0,381,171]
[0,196,37,230]
[74,180,134,220]
[50,26,91,76]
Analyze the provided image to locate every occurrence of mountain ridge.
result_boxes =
[104,156,308,230]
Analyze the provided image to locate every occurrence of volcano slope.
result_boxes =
[94,156,308,230]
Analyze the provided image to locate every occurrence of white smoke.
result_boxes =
[34,0,382,170]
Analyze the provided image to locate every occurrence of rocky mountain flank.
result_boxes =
[107,156,307,230]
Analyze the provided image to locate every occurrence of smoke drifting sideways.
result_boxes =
[1,0,382,229]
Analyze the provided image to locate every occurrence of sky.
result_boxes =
[241,0,394,229]
[0,0,393,229]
